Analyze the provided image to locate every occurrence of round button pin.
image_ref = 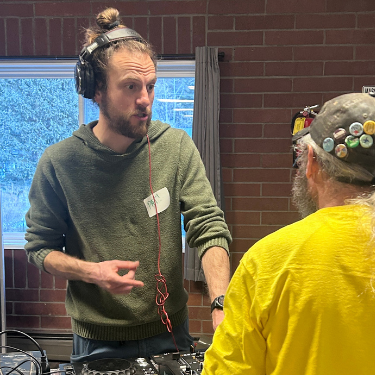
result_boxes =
[333,128,346,142]
[349,122,363,136]
[345,135,359,148]
[363,120,375,135]
[359,134,374,148]
[322,137,335,152]
[335,144,348,158]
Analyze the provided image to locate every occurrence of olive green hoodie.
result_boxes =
[25,120,231,340]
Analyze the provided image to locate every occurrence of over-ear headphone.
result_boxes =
[75,27,145,99]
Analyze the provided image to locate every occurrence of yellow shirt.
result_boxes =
[203,205,375,375]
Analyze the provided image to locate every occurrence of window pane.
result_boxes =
[153,77,194,137]
[0,78,78,232]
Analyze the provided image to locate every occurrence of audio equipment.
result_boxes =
[0,350,48,375]
[75,27,145,99]
[60,350,205,375]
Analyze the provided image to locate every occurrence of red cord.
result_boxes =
[146,134,179,352]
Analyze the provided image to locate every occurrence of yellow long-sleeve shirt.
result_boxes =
[203,205,375,375]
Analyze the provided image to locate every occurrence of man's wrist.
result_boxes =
[211,294,225,313]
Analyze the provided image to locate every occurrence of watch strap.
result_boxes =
[210,294,225,313]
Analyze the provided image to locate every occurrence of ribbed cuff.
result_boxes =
[197,238,230,259]
[27,248,56,273]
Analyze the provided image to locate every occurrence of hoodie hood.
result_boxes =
[72,120,171,157]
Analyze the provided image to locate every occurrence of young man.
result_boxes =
[25,8,231,362]
[203,92,375,375]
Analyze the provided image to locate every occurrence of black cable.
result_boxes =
[10,359,41,375]
[0,331,43,353]
[0,346,42,375]
[0,366,24,375]
[0,330,49,375]
[2,358,41,375]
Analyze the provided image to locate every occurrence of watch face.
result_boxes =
[217,295,224,306]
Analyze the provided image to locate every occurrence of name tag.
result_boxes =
[143,187,170,217]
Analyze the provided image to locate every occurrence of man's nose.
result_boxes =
[136,87,151,108]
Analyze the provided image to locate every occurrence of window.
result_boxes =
[0,59,195,249]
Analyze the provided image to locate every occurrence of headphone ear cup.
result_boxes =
[75,60,96,99]
[83,62,96,99]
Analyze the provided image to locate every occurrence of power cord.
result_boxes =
[0,330,49,375]
[1,357,41,375]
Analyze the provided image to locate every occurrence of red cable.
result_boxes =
[146,134,179,352]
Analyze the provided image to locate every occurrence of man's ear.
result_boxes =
[94,89,102,105]
[305,145,319,180]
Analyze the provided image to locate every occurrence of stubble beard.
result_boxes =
[101,94,152,140]
[291,170,319,219]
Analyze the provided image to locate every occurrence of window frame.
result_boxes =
[0,58,195,249]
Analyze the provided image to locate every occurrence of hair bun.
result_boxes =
[105,21,120,30]
[96,7,121,31]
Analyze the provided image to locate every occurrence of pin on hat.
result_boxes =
[299,93,375,175]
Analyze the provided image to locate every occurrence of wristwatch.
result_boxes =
[211,294,224,313]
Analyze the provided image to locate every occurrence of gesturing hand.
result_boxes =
[90,260,144,294]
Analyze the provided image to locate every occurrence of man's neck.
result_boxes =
[317,179,372,209]
[93,118,135,154]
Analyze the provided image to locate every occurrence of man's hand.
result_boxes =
[92,260,144,294]
[44,251,144,294]
[212,308,224,331]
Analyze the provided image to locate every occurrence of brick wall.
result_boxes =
[5,249,70,332]
[2,0,375,339]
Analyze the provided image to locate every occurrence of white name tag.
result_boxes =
[143,187,170,217]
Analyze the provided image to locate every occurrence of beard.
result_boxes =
[100,93,152,139]
[292,169,319,218]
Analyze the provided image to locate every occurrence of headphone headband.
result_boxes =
[79,27,145,61]
[75,27,146,99]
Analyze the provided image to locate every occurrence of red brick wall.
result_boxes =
[2,0,375,339]
[5,249,70,332]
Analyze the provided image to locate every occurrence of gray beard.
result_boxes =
[292,171,319,218]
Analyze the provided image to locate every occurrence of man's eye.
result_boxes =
[148,84,155,92]
[128,84,134,90]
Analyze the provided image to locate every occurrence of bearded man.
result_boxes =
[202,92,375,375]
[25,7,231,363]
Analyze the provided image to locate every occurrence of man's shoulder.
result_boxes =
[242,212,320,262]
[149,120,170,137]
[149,120,192,143]
[45,134,80,154]
[241,206,363,267]
[40,132,84,167]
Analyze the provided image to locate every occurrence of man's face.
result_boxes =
[97,49,157,139]
[291,166,319,218]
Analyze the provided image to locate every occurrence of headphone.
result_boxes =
[75,27,145,99]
